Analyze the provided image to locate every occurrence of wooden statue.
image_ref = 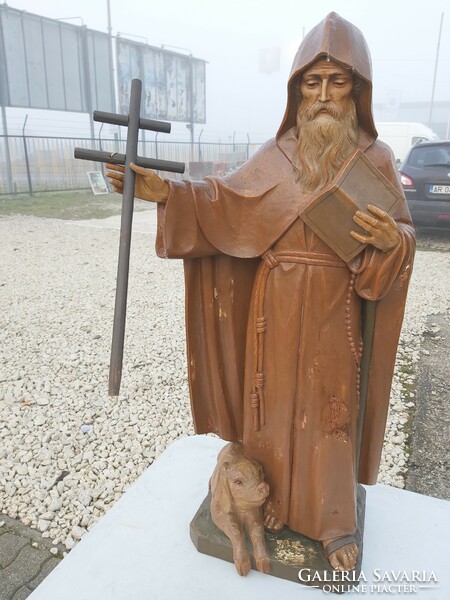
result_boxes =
[106,12,415,575]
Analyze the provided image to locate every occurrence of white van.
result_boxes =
[375,122,439,164]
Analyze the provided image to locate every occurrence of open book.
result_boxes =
[300,149,404,262]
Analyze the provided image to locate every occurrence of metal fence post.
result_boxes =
[22,115,33,196]
[198,128,203,163]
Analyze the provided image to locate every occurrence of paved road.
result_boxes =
[406,226,450,500]
[0,514,63,600]
[406,312,450,500]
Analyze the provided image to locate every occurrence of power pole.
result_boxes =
[428,13,444,128]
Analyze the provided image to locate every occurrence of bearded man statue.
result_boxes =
[107,13,415,573]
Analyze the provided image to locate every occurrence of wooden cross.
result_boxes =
[74,78,185,396]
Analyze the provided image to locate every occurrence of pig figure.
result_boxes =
[210,442,270,576]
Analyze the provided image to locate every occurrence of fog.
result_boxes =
[3,0,450,142]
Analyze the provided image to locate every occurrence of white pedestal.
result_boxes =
[28,435,449,599]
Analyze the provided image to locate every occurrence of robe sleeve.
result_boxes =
[155,179,218,259]
[155,178,261,442]
[351,226,416,486]
[351,223,415,300]
[156,139,299,259]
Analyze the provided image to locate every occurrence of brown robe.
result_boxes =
[155,13,415,541]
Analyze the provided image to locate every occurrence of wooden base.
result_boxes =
[190,485,366,594]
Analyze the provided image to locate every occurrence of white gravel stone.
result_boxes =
[64,535,76,550]
[0,214,448,551]
[71,525,87,540]
[41,511,56,520]
[78,490,93,507]
[37,519,51,532]
[36,396,50,406]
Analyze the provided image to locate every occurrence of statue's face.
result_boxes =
[300,59,353,118]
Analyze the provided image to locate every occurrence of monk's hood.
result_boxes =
[277,12,377,143]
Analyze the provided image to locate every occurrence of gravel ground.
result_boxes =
[0,211,449,552]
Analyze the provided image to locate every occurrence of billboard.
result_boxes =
[0,5,115,113]
[117,37,206,123]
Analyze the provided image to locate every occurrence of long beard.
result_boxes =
[293,98,358,193]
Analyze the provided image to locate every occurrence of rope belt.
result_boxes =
[250,249,348,432]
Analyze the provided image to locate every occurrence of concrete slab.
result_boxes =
[1,545,56,599]
[27,436,449,599]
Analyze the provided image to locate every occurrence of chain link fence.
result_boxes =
[0,135,263,195]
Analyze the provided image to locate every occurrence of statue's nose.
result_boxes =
[319,80,330,102]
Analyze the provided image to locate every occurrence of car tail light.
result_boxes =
[400,173,414,187]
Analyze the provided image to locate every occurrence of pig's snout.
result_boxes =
[256,481,270,500]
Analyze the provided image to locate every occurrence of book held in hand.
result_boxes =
[300,149,404,262]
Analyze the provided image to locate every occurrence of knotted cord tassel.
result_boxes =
[250,391,260,431]
[254,372,265,426]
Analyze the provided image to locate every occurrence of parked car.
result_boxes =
[399,141,450,226]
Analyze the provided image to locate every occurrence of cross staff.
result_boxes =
[74,78,185,396]
[356,299,377,475]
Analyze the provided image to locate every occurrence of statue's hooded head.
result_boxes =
[277,12,377,142]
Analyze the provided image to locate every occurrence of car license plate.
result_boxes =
[429,184,450,194]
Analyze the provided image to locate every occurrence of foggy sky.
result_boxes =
[3,0,450,141]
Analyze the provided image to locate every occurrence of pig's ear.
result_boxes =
[211,464,233,514]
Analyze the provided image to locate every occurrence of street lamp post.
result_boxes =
[428,13,444,128]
